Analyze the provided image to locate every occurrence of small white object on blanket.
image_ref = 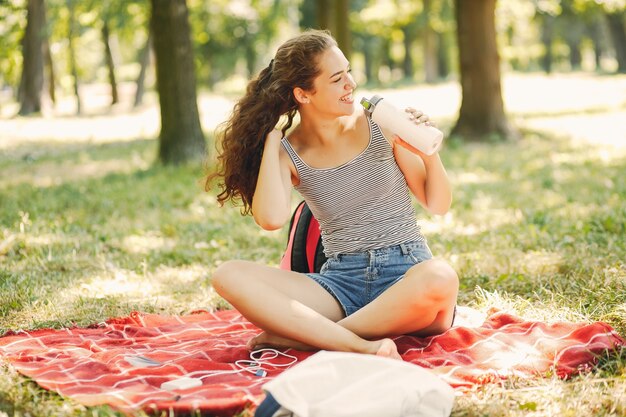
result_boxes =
[160,377,203,391]
[125,355,162,368]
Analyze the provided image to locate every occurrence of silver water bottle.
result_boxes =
[360,95,444,155]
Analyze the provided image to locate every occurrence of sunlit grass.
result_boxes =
[1,74,626,416]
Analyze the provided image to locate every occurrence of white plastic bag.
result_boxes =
[256,350,454,417]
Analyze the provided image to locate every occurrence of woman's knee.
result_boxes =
[433,260,459,290]
[211,260,249,297]
[414,259,459,299]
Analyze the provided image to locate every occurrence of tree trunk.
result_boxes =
[423,30,439,82]
[102,18,119,105]
[150,0,206,164]
[563,15,584,71]
[134,30,152,108]
[451,0,512,141]
[316,0,333,32]
[402,25,414,80]
[423,0,438,83]
[567,39,582,70]
[382,38,395,71]
[588,18,604,71]
[437,0,453,79]
[67,0,81,115]
[436,32,450,79]
[316,0,351,60]
[334,0,351,60]
[605,11,626,73]
[540,14,554,74]
[18,0,45,115]
[245,37,256,78]
[362,35,377,85]
[43,36,55,104]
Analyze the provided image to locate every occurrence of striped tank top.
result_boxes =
[281,117,426,257]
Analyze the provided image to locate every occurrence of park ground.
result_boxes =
[0,72,625,416]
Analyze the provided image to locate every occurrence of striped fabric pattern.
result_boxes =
[281,117,425,257]
[0,309,623,416]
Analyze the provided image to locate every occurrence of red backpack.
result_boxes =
[279,201,328,273]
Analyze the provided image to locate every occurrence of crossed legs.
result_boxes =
[211,258,458,358]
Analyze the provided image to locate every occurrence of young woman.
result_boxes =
[207,30,458,360]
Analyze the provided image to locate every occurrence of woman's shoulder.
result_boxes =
[363,111,394,146]
[285,124,304,151]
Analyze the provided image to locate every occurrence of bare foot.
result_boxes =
[373,338,402,360]
[248,333,402,361]
[247,331,315,352]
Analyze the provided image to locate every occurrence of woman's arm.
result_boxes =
[385,110,452,215]
[394,145,452,215]
[251,130,294,230]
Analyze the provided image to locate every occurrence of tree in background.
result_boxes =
[536,9,557,73]
[18,0,46,115]
[133,30,152,108]
[534,0,626,73]
[0,2,26,101]
[572,0,626,73]
[335,0,351,60]
[42,27,56,104]
[352,0,418,84]
[66,0,81,114]
[101,2,119,105]
[422,0,438,82]
[3,0,625,122]
[351,0,454,85]
[560,1,586,70]
[311,0,352,59]
[150,0,205,164]
[392,1,422,82]
[452,0,513,141]
[435,0,454,79]
[603,6,626,72]
[190,0,285,88]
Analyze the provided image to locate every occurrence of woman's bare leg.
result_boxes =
[212,258,457,355]
[249,259,458,349]
[211,260,400,359]
[338,259,459,338]
[245,332,398,360]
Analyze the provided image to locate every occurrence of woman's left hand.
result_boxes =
[405,107,435,127]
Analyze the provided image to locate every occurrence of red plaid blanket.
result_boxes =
[0,309,623,416]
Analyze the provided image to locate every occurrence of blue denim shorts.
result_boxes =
[306,240,432,317]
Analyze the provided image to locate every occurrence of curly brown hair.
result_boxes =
[206,30,337,215]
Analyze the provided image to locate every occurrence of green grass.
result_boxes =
[1,123,625,416]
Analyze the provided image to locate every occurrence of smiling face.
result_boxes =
[300,46,357,117]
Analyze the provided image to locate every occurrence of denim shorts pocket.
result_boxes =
[320,256,338,274]
[404,242,432,265]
